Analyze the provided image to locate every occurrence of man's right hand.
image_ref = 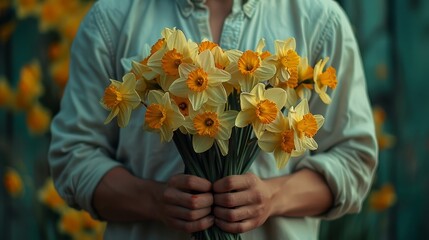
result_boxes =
[154,174,214,233]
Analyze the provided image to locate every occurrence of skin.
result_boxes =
[92,0,334,234]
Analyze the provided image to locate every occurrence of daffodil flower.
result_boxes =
[235,83,287,138]
[147,29,196,91]
[183,105,238,156]
[289,99,324,151]
[100,73,141,128]
[255,38,272,61]
[226,43,276,93]
[270,38,300,88]
[143,90,185,142]
[169,50,230,110]
[313,57,338,104]
[257,115,303,169]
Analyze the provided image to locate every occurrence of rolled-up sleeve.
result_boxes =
[295,2,378,219]
[48,3,122,219]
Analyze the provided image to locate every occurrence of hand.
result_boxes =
[155,174,214,233]
[213,173,273,233]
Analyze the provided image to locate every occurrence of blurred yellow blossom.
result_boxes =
[16,0,38,18]
[15,61,43,109]
[26,103,51,135]
[59,209,83,236]
[373,106,396,150]
[50,58,70,89]
[39,178,66,211]
[0,78,14,107]
[369,184,396,212]
[3,168,23,197]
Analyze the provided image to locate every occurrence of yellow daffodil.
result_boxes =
[313,57,337,104]
[143,90,185,142]
[26,103,51,135]
[289,99,324,151]
[0,78,13,107]
[50,58,70,89]
[257,115,303,169]
[255,38,272,61]
[100,73,141,128]
[235,83,287,138]
[369,184,396,212]
[270,38,300,88]
[38,178,66,211]
[169,50,230,110]
[16,0,38,19]
[183,105,238,155]
[15,61,43,110]
[147,28,196,91]
[226,43,276,93]
[59,209,83,236]
[3,168,24,197]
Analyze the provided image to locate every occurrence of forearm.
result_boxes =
[267,168,334,218]
[92,167,163,222]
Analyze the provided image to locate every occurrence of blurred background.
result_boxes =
[0,0,428,239]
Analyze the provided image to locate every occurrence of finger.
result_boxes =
[214,190,255,208]
[213,205,258,222]
[169,174,212,192]
[213,173,257,193]
[163,188,214,209]
[167,215,214,233]
[165,205,212,221]
[215,218,258,233]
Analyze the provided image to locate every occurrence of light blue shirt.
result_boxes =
[48,0,378,239]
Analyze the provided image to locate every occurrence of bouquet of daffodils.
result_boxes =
[100,28,337,240]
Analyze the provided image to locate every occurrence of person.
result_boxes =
[48,0,378,239]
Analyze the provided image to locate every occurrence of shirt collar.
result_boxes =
[176,0,260,18]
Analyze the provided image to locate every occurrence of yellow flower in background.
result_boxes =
[0,78,14,107]
[369,184,396,212]
[169,50,230,110]
[235,83,287,138]
[26,103,51,135]
[257,115,302,169]
[289,99,324,152]
[15,61,43,109]
[39,178,66,211]
[59,3,90,41]
[313,57,337,104]
[143,90,185,142]
[183,105,238,155]
[373,106,396,150]
[100,73,141,128]
[59,209,83,236]
[227,47,276,93]
[270,38,300,88]
[50,58,70,90]
[16,0,38,18]
[148,28,196,91]
[3,168,24,197]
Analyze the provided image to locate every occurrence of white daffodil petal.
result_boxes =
[206,85,227,105]
[117,104,133,128]
[208,69,231,83]
[252,121,265,139]
[273,148,291,169]
[198,50,215,70]
[265,88,287,110]
[179,63,197,78]
[240,92,257,110]
[216,139,229,156]
[189,91,208,110]
[104,107,119,125]
[235,110,254,128]
[303,137,318,150]
[147,90,164,104]
[257,132,278,152]
[160,125,174,143]
[255,63,276,81]
[168,78,189,97]
[193,135,214,153]
[315,115,325,129]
